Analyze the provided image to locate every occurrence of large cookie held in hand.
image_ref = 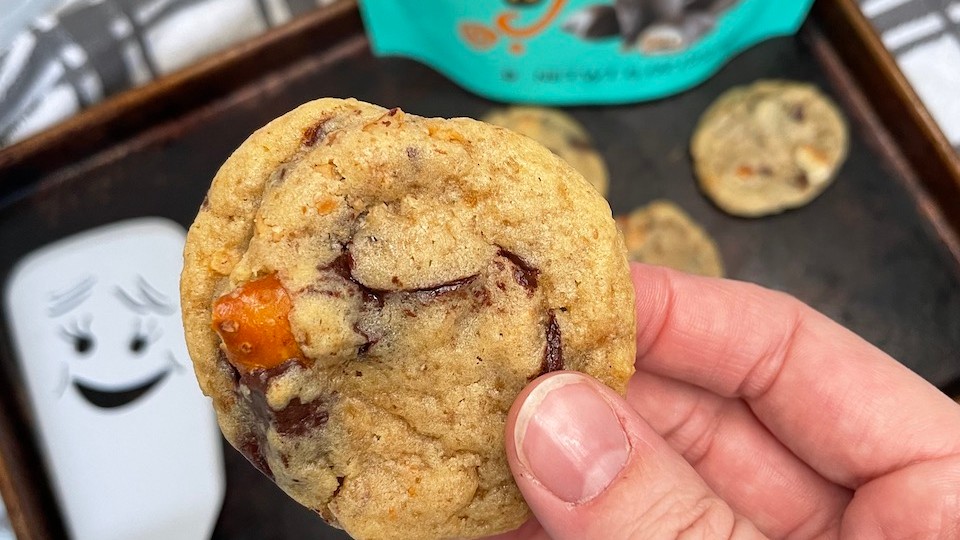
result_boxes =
[180,98,636,540]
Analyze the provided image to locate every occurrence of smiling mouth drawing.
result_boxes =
[73,370,169,409]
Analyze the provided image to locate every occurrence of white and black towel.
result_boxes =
[0,0,334,147]
[859,0,960,153]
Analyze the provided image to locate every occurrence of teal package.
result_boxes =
[357,0,814,105]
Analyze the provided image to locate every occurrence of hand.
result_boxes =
[489,263,960,539]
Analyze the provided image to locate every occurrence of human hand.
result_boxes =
[489,263,960,539]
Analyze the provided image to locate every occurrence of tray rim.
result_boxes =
[0,0,362,198]
[812,0,960,266]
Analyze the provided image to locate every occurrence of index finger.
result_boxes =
[629,263,960,488]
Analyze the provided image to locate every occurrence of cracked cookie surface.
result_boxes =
[181,98,635,540]
[692,80,848,217]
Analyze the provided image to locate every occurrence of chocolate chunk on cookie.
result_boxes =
[181,98,635,540]
[691,80,848,217]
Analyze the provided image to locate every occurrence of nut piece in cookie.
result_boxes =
[213,274,306,372]
[617,200,724,277]
[181,98,635,540]
[482,106,610,198]
[691,80,848,217]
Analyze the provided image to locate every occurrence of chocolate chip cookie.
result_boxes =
[617,200,724,277]
[482,106,609,198]
[691,80,848,217]
[180,98,636,540]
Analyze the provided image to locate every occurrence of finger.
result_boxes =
[505,371,765,540]
[841,454,960,538]
[628,371,852,538]
[630,263,960,488]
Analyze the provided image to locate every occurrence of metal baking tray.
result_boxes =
[1,1,958,538]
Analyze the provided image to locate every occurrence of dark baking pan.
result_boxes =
[0,1,958,538]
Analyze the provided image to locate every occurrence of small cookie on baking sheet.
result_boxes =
[483,106,610,198]
[181,98,635,540]
[617,200,724,277]
[691,80,848,217]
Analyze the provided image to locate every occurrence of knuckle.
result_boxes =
[673,495,738,540]
[613,491,738,540]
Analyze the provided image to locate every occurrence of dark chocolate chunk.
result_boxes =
[325,246,490,357]
[407,275,478,299]
[562,5,621,40]
[239,359,301,394]
[357,340,376,356]
[359,289,384,307]
[328,246,479,302]
[323,250,385,307]
[498,248,540,293]
[542,311,564,375]
[790,104,806,122]
[273,397,330,436]
[325,251,354,281]
[239,362,330,437]
[795,171,810,189]
[353,322,380,357]
[302,116,332,146]
[239,435,273,479]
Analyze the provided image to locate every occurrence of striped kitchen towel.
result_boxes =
[0,0,337,148]
[859,0,960,153]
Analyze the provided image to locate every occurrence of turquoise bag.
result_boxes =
[358,0,814,104]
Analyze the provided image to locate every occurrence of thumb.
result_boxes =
[506,372,765,540]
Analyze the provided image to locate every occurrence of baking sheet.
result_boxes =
[0,8,957,540]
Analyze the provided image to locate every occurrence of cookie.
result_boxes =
[617,200,724,277]
[482,106,609,197]
[691,80,848,217]
[181,98,635,540]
